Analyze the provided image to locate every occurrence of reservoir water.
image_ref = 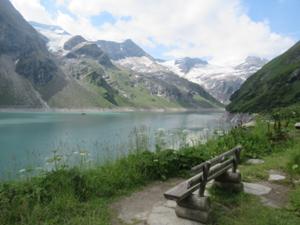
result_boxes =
[0,111,228,180]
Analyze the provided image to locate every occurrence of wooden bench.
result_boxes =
[164,145,243,224]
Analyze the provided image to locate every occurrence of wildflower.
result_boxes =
[80,152,87,156]
[19,168,26,173]
[292,164,299,170]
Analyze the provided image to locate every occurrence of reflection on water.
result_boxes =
[0,111,231,180]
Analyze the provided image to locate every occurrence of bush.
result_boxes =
[0,116,296,225]
[287,143,300,176]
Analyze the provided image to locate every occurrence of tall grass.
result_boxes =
[0,116,297,225]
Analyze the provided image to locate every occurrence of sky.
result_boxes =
[10,0,300,65]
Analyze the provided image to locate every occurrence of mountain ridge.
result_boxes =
[227,41,300,112]
[161,56,268,103]
[0,5,221,111]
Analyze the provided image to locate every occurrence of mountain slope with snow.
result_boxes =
[25,20,221,109]
[29,21,71,54]
[161,56,268,103]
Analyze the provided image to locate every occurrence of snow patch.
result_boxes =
[115,56,169,73]
[31,24,71,54]
[159,57,266,103]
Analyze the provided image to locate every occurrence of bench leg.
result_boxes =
[214,170,243,192]
[176,195,212,224]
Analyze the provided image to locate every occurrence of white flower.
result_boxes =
[19,169,26,173]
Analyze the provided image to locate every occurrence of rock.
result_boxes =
[268,174,286,181]
[164,200,177,208]
[213,181,244,192]
[246,159,265,165]
[243,182,271,195]
[147,205,201,225]
[260,196,280,208]
[215,171,242,183]
[242,121,256,128]
[63,35,86,50]
[295,123,300,129]
[177,195,211,211]
[175,205,211,224]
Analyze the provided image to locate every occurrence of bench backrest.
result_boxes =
[164,145,242,201]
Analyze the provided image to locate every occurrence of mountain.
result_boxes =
[175,57,208,74]
[96,39,153,60]
[96,40,221,108]
[45,35,221,109]
[227,41,300,113]
[0,0,67,108]
[29,21,71,54]
[1,4,220,111]
[161,56,267,103]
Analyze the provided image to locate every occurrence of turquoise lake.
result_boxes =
[0,111,228,180]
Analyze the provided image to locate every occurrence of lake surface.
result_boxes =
[0,111,229,180]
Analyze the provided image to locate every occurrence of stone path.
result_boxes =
[246,158,265,165]
[243,169,289,208]
[243,182,271,195]
[268,170,286,181]
[111,178,203,225]
[111,171,289,224]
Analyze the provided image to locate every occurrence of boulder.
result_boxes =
[246,159,265,165]
[243,182,271,196]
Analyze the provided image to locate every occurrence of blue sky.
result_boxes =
[11,0,298,64]
[243,0,300,40]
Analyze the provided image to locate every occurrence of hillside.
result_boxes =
[0,0,67,108]
[161,56,267,104]
[0,1,221,110]
[227,41,300,112]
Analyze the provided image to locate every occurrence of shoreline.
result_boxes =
[0,107,225,114]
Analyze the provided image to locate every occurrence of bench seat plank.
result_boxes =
[164,158,234,201]
[164,172,203,201]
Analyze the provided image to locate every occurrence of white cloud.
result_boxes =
[11,0,53,24]
[11,0,295,64]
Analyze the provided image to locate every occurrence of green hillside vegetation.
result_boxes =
[227,41,300,113]
[1,110,300,225]
[52,58,183,109]
[0,0,221,110]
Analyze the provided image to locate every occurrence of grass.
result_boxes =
[1,113,300,224]
[213,190,300,225]
[227,41,300,113]
[210,132,300,225]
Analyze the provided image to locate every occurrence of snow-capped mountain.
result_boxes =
[96,39,153,60]
[161,56,268,103]
[29,21,71,54]
[116,56,167,73]
[26,20,220,109]
[29,20,266,105]
[175,57,208,73]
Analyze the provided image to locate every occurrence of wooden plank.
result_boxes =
[191,145,241,173]
[164,172,203,201]
[164,146,242,201]
[164,159,234,201]
[208,145,241,166]
[208,158,234,178]
[191,161,207,173]
[208,163,233,181]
